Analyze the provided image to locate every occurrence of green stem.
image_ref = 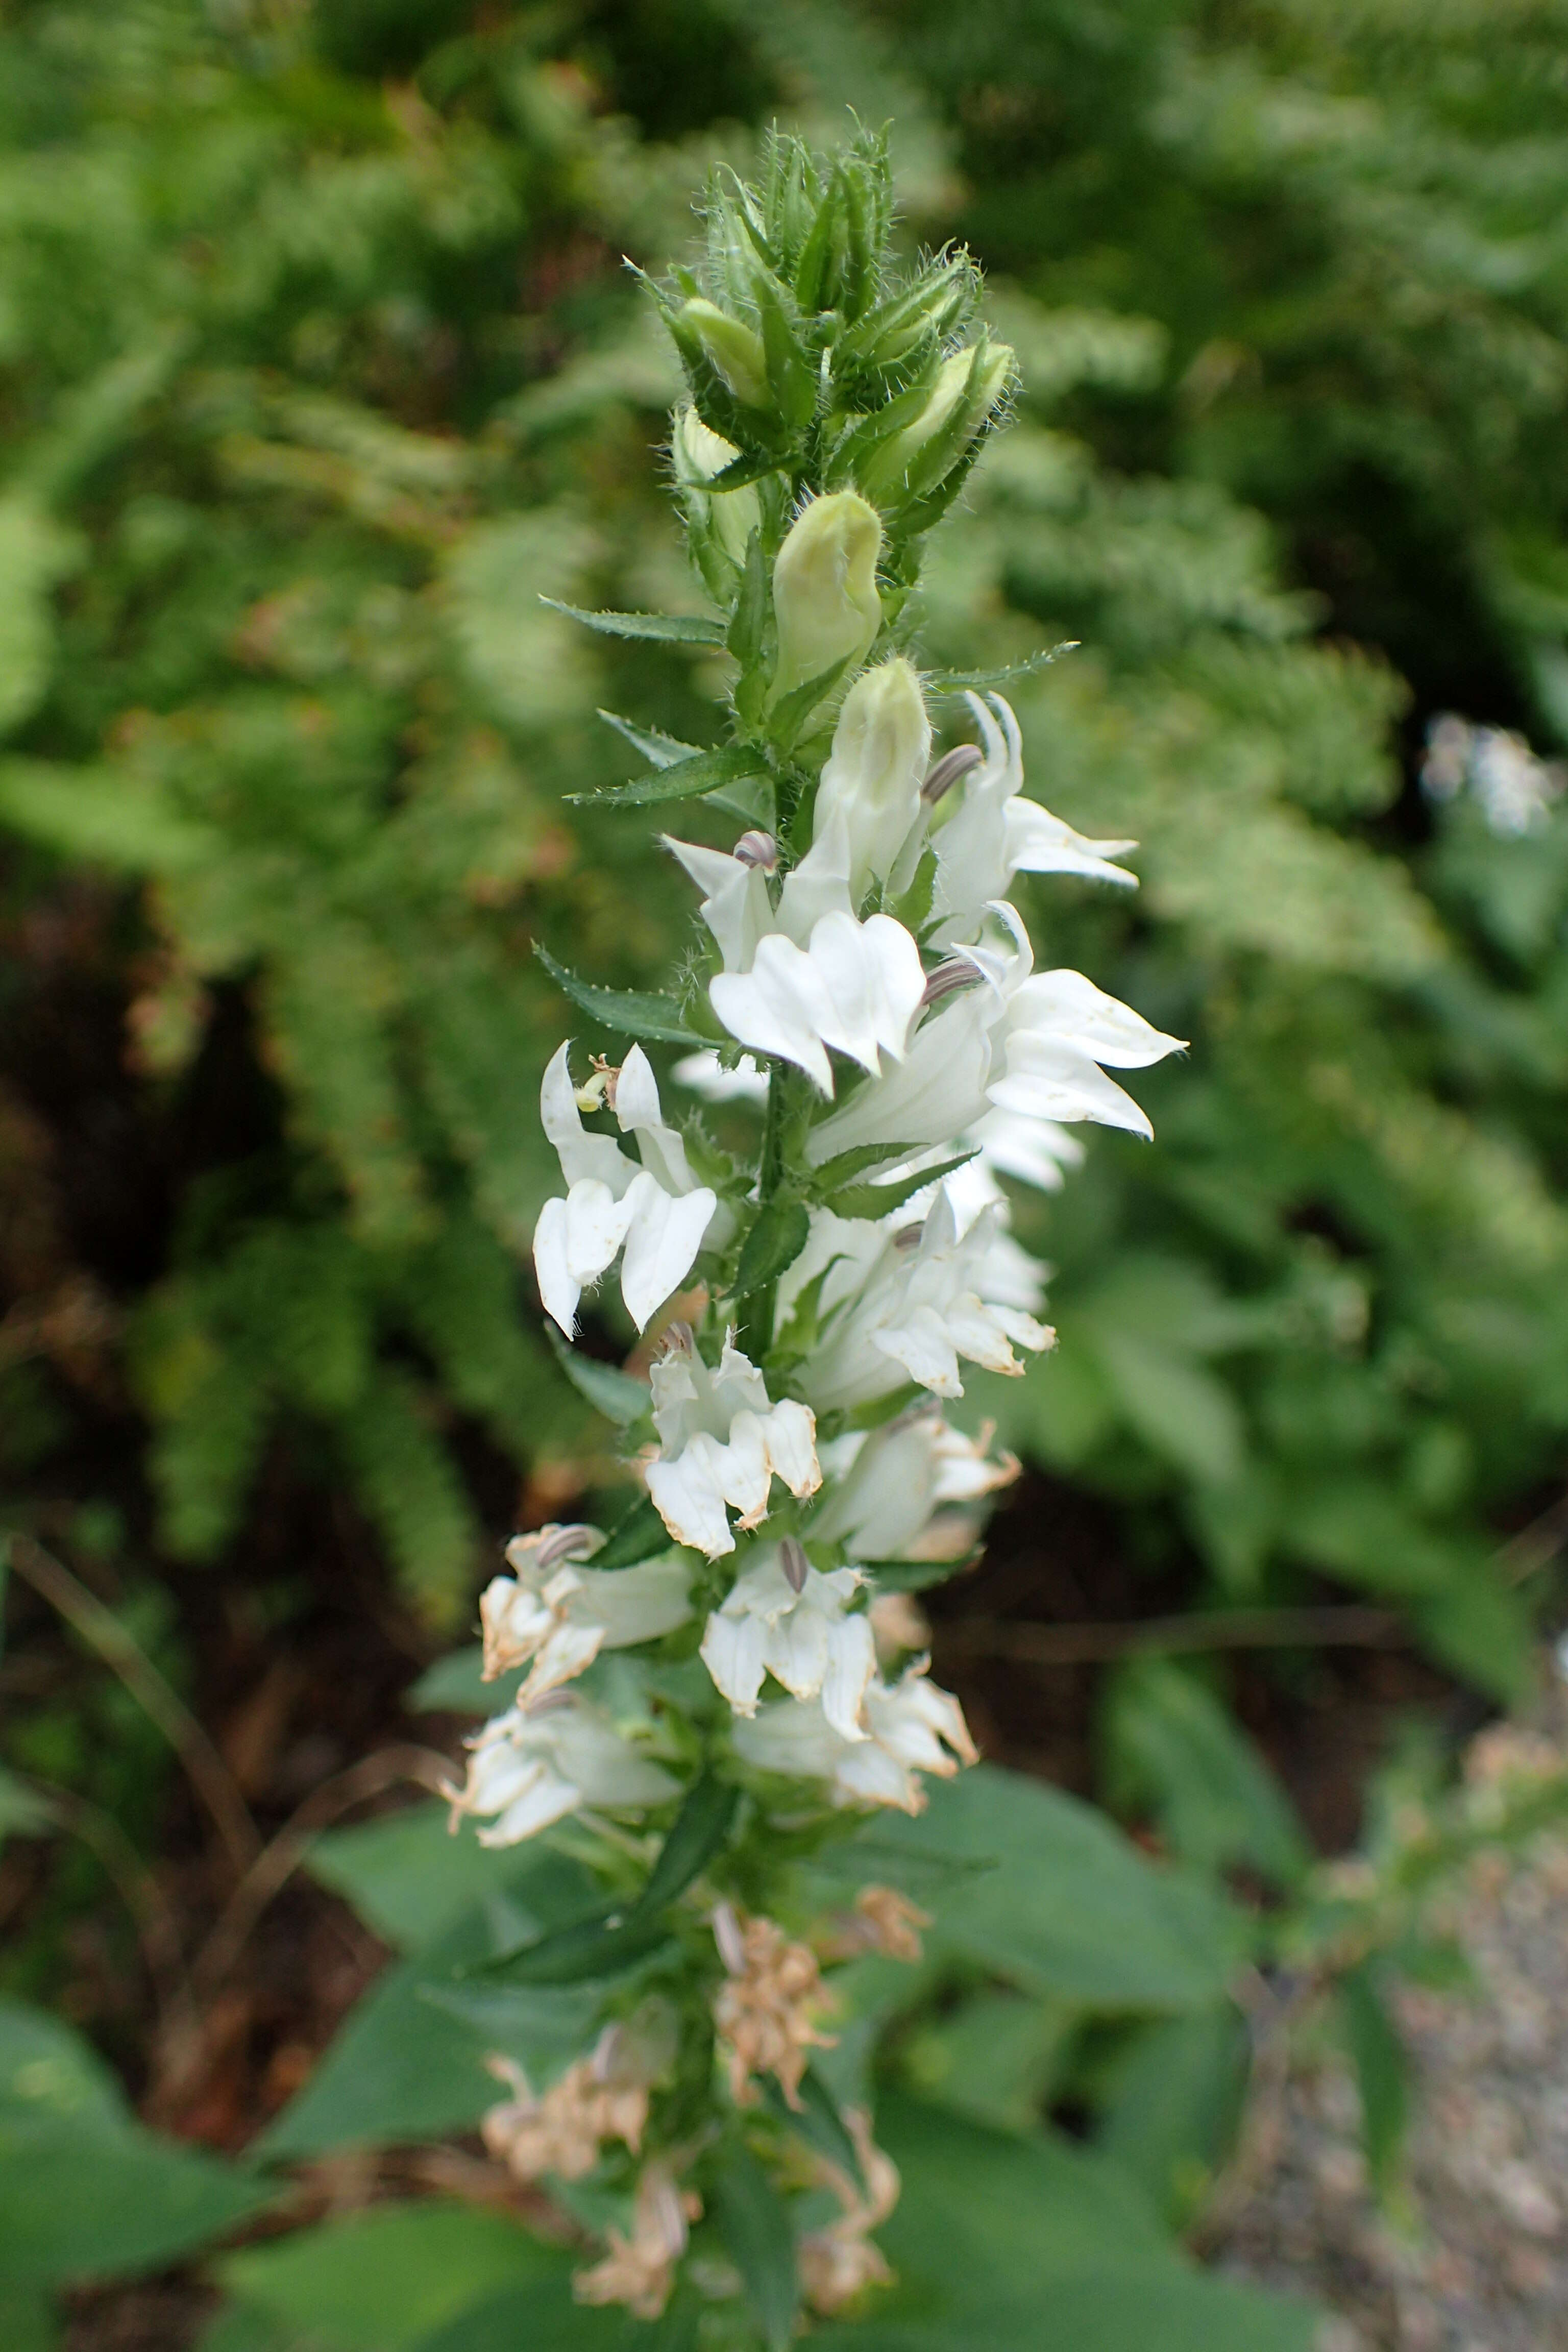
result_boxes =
[739,1064,789,1361]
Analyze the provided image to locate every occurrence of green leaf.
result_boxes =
[728,529,770,669]
[593,1494,672,1569]
[0,1998,128,2132]
[0,1766,52,1849]
[1097,2007,1252,2227]
[806,1142,926,1196]
[863,1556,978,1594]
[0,2288,57,2352]
[811,2096,1317,2351]
[848,1766,1245,2010]
[1102,1658,1309,1888]
[822,1152,976,1223]
[636,1770,738,1913]
[569,742,766,811]
[406,1647,510,1718]
[1339,1961,1409,2201]
[733,1196,811,1297]
[305,1801,517,1950]
[712,2141,798,2351]
[922,643,1077,696]
[596,710,701,767]
[766,653,855,750]
[0,759,214,874]
[534,945,709,1050]
[765,2062,868,2190]
[545,1326,651,1429]
[0,2117,273,2287]
[475,1905,674,1986]
[541,598,725,646]
[217,2204,560,2352]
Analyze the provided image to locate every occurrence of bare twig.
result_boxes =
[189,1743,455,2000]
[17,1774,196,2042]
[939,1604,1407,1669]
[1497,1488,1568,1587]
[6,1534,261,1877]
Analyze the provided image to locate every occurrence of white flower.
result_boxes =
[927,692,1138,950]
[709,910,926,1097]
[806,905,1184,1170]
[700,1539,876,1739]
[447,1694,679,1848]
[812,1413,1019,1563]
[531,1043,719,1337]
[778,1185,1053,1413]
[732,1659,977,1814]
[645,1334,820,1559]
[812,657,930,901]
[479,1524,693,1705]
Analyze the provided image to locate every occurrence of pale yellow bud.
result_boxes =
[771,492,883,704]
[814,656,931,896]
[675,299,769,408]
[860,342,1015,502]
[671,406,760,569]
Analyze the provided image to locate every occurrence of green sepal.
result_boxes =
[766,652,856,752]
[540,597,725,646]
[534,945,709,1048]
[545,1327,650,1430]
[732,1196,811,1298]
[805,1139,925,1195]
[568,743,767,811]
[822,1149,977,1222]
[728,529,771,669]
[750,262,817,430]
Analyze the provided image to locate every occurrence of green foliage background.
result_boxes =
[4,0,1568,2336]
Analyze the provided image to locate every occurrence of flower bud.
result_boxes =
[674,298,769,409]
[671,406,760,572]
[814,657,930,897]
[859,341,1015,505]
[772,492,883,704]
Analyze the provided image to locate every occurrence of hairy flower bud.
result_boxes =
[674,298,769,408]
[859,341,1015,505]
[671,405,760,574]
[772,492,883,705]
[813,657,932,899]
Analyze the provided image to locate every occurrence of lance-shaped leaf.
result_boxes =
[636,1770,739,1914]
[925,642,1079,695]
[732,1196,811,1298]
[568,743,767,811]
[541,597,725,646]
[545,1326,651,1429]
[822,1149,977,1222]
[712,2141,798,2352]
[533,945,709,1049]
[594,1493,673,1570]
[805,1139,926,1196]
[598,710,702,768]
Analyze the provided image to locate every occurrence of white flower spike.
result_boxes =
[700,1538,877,1739]
[532,1042,718,1336]
[645,1333,821,1559]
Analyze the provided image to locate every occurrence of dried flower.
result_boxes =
[481,2040,649,2183]
[712,1904,837,2109]
[799,2108,902,2314]
[575,2163,701,2320]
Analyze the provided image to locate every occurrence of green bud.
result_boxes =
[858,340,1015,504]
[771,491,884,704]
[813,656,932,897]
[674,298,770,409]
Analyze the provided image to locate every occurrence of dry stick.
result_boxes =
[23,1775,197,2042]
[7,1534,261,1878]
[939,1603,1406,1669]
[190,1742,456,2001]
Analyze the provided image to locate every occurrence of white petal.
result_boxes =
[818,1612,877,1742]
[518,1619,606,1705]
[776,803,855,941]
[478,1762,580,1846]
[988,1044,1156,1137]
[760,1398,821,1500]
[701,1606,770,1715]
[664,838,772,971]
[763,1604,831,1704]
[614,1043,665,1130]
[541,1042,632,1191]
[574,1558,693,1647]
[1003,798,1138,888]
[710,935,838,1094]
[808,910,924,1073]
[562,1178,637,1284]
[532,1196,581,1337]
[713,1411,773,1530]
[673,1049,769,1104]
[619,1172,718,1331]
[647,1435,735,1558]
[872,1311,963,1397]
[806,993,995,1164]
[1009,971,1185,1069]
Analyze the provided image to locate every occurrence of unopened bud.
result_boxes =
[779,1535,809,1594]
[860,341,1014,504]
[672,406,761,573]
[733,829,778,870]
[675,299,769,409]
[772,492,883,704]
[921,742,984,806]
[814,657,930,897]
